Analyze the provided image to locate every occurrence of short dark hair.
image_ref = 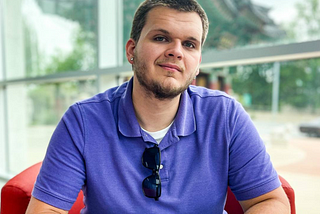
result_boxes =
[130,0,209,46]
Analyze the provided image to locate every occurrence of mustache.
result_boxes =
[155,59,185,72]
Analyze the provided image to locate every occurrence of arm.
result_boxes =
[239,186,290,214]
[30,105,85,212]
[26,196,68,214]
[227,100,289,213]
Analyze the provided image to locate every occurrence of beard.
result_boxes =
[133,53,196,100]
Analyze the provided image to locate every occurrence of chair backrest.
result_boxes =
[1,162,296,214]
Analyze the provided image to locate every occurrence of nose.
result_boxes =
[164,41,183,60]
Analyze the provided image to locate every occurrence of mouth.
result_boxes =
[158,63,182,72]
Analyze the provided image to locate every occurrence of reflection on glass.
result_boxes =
[7,79,96,174]
[19,0,98,78]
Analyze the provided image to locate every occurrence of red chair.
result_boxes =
[1,162,296,214]
[224,175,296,214]
[0,162,83,214]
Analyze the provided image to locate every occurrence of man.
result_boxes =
[26,0,290,213]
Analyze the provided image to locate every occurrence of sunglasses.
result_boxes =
[142,144,161,201]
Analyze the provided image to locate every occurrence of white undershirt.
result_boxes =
[141,121,174,144]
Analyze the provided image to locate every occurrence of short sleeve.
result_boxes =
[227,100,280,201]
[32,104,86,210]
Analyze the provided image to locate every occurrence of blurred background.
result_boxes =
[0,0,319,212]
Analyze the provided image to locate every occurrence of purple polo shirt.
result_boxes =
[33,77,280,213]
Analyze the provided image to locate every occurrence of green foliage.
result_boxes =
[231,64,273,110]
[283,0,320,41]
[27,28,97,124]
[28,84,60,125]
[295,0,320,39]
[279,58,320,112]
[277,0,320,112]
[44,29,96,74]
[231,58,320,113]
[232,0,320,113]
[59,0,98,53]
[28,80,96,125]
[25,0,98,76]
[26,1,98,125]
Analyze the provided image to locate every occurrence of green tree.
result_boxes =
[279,0,320,113]
[294,0,320,40]
[279,59,320,113]
[44,28,96,74]
[232,0,320,113]
[27,28,97,125]
[231,64,273,110]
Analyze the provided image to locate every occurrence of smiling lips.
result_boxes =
[158,63,183,72]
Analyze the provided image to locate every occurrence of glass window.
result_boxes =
[252,0,320,42]
[6,79,97,174]
[200,0,320,51]
[227,58,320,113]
[122,0,144,63]
[204,58,320,119]
[0,9,3,81]
[4,0,98,79]
[0,89,6,173]
[123,0,320,54]
[203,57,320,213]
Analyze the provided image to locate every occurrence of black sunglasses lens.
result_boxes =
[142,145,161,200]
[142,146,160,170]
[142,173,161,199]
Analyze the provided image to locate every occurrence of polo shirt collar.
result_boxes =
[118,77,196,138]
[173,88,196,136]
[118,78,141,137]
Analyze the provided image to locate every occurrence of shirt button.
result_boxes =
[160,164,164,169]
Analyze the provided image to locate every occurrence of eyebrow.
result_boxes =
[150,28,200,44]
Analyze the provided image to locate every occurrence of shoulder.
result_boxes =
[188,85,232,99]
[187,85,236,105]
[186,85,246,121]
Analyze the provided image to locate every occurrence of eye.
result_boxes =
[154,36,168,42]
[183,41,196,49]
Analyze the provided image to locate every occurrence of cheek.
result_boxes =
[139,42,162,58]
[185,55,201,71]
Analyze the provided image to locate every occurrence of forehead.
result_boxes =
[142,7,202,41]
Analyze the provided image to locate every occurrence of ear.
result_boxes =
[196,56,202,75]
[126,38,136,64]
[195,68,200,76]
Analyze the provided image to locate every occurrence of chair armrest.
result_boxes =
[1,162,84,214]
[1,162,42,214]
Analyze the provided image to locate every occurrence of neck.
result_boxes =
[132,79,181,132]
